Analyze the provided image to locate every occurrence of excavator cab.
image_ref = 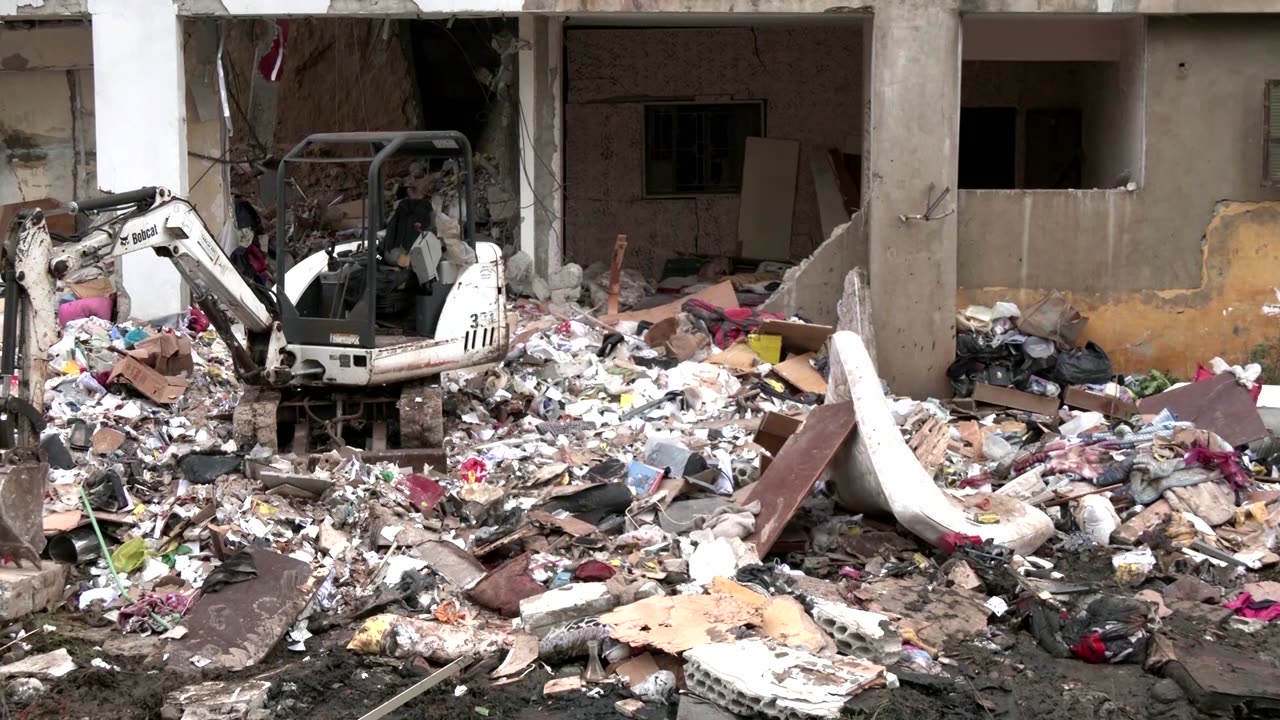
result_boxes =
[275,131,478,351]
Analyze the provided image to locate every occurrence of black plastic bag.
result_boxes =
[1052,342,1113,385]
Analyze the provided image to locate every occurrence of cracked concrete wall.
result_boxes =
[0,22,95,206]
[960,202,1280,377]
[959,15,1280,292]
[563,24,864,280]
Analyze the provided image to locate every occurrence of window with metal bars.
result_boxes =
[643,102,765,196]
[1266,80,1280,185]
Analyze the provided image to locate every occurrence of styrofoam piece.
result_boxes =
[807,600,901,664]
[826,332,1055,556]
[683,638,884,719]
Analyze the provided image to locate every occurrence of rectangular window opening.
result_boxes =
[644,102,765,196]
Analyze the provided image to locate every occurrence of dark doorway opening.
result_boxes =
[959,107,1017,189]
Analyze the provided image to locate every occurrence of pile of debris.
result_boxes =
[6,276,1280,719]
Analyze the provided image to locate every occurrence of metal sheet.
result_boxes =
[1139,374,1267,446]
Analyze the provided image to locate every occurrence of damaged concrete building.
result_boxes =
[3,0,1280,399]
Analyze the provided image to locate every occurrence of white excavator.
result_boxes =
[0,133,508,552]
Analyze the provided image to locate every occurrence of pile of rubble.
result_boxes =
[6,273,1280,719]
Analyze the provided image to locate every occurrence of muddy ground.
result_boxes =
[10,549,1280,719]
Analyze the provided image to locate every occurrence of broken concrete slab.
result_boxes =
[163,680,271,720]
[519,582,616,638]
[0,562,68,622]
[410,541,486,589]
[827,331,1054,556]
[808,599,902,664]
[0,648,75,679]
[683,638,885,719]
[163,549,322,672]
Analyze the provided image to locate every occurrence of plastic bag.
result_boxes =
[1053,342,1113,385]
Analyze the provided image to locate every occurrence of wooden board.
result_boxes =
[743,402,857,556]
[737,137,799,261]
[810,147,847,239]
[772,353,828,394]
[601,280,738,325]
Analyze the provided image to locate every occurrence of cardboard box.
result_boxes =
[1064,386,1140,418]
[66,277,115,299]
[129,334,194,377]
[753,412,804,473]
[108,356,188,404]
[756,320,834,355]
[970,383,1060,417]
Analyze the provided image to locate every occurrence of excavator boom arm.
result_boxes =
[50,188,275,333]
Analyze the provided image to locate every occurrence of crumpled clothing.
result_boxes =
[1128,451,1221,505]
[696,501,761,540]
[1027,595,1149,664]
[118,592,192,634]
[1224,592,1280,622]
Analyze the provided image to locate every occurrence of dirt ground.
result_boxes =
[13,547,1280,719]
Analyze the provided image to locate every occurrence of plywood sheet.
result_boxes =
[811,147,847,239]
[738,137,799,261]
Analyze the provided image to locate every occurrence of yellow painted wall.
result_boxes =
[958,201,1280,379]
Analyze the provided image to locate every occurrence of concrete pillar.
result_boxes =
[865,1,961,398]
[518,14,565,277]
[89,0,189,323]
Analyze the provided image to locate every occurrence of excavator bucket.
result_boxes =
[0,462,47,566]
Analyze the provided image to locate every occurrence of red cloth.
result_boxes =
[1070,631,1109,663]
[1184,446,1251,489]
[187,306,210,333]
[1225,592,1280,621]
[937,532,983,554]
[574,560,617,581]
[257,20,290,82]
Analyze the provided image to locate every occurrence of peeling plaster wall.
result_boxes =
[0,23,95,205]
[960,202,1280,377]
[564,24,863,279]
[959,15,1280,292]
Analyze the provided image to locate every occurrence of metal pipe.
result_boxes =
[47,528,102,565]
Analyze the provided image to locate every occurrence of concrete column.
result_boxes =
[89,0,189,323]
[865,1,961,398]
[518,14,565,277]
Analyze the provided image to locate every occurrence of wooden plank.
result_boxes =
[810,147,847,239]
[970,383,1060,416]
[743,403,856,556]
[737,137,799,261]
[601,280,738,326]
